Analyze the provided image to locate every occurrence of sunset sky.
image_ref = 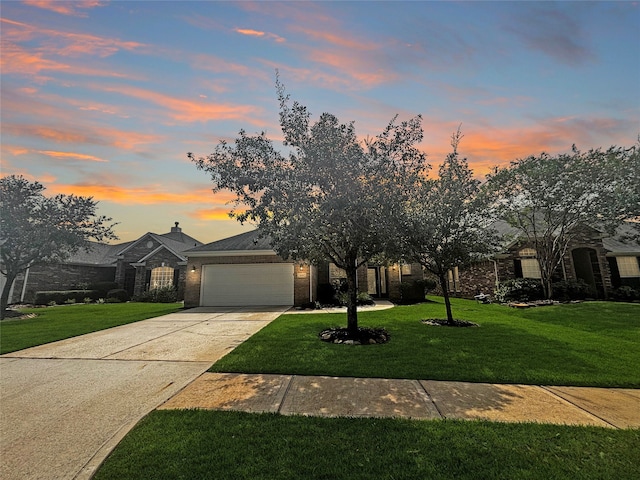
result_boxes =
[2,1,639,244]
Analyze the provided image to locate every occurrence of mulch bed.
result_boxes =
[319,327,390,345]
[421,318,479,327]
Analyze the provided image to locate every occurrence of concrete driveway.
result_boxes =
[0,306,287,480]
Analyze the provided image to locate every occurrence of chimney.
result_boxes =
[171,222,181,233]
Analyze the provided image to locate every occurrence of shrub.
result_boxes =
[317,284,336,304]
[107,289,129,302]
[356,292,374,306]
[551,279,594,301]
[134,286,178,303]
[494,279,545,303]
[611,286,640,302]
[90,282,119,298]
[35,290,98,305]
[105,297,122,303]
[64,298,76,305]
[398,279,428,305]
[83,297,93,304]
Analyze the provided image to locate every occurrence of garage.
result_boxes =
[200,263,294,306]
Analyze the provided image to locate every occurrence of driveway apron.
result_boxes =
[0,306,287,480]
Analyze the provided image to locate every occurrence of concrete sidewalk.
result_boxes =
[160,373,640,429]
[0,306,288,480]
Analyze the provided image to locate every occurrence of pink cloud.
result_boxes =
[23,0,106,17]
[235,27,285,43]
[93,83,264,124]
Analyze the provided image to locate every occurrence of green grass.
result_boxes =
[210,298,640,387]
[94,410,640,480]
[0,302,182,354]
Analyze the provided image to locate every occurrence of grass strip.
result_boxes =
[95,410,640,480]
[0,302,182,354]
[209,298,640,387]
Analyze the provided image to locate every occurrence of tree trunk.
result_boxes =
[438,273,454,325]
[345,261,359,338]
[1,271,18,320]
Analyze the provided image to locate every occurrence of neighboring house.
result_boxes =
[184,229,423,308]
[4,222,203,304]
[440,222,640,299]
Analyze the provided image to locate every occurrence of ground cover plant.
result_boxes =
[210,297,640,387]
[94,410,640,480]
[0,302,182,354]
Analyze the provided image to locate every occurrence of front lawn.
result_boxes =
[0,302,182,354]
[210,298,640,387]
[94,410,640,480]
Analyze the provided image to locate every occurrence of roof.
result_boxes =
[185,229,274,254]
[64,223,204,265]
[64,241,129,266]
[603,223,640,255]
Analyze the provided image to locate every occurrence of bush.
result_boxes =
[35,290,97,305]
[611,286,640,302]
[107,289,130,302]
[90,282,119,298]
[134,286,178,303]
[494,279,545,303]
[551,279,594,301]
[317,284,336,304]
[398,279,429,305]
[105,297,122,303]
[356,292,374,306]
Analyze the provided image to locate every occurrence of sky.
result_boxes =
[2,0,639,244]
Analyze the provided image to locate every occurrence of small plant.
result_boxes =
[96,298,106,304]
[134,286,178,303]
[47,300,57,307]
[83,297,93,304]
[64,298,76,305]
[494,278,545,303]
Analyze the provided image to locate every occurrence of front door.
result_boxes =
[367,267,388,297]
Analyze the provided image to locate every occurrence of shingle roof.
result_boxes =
[603,223,640,254]
[185,229,273,253]
[64,241,128,265]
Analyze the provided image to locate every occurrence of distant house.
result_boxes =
[438,222,640,299]
[183,229,423,308]
[3,222,203,304]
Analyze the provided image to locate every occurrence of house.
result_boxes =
[440,222,640,299]
[183,229,424,308]
[4,222,203,304]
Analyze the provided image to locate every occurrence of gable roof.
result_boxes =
[603,223,640,255]
[64,223,204,266]
[185,229,274,254]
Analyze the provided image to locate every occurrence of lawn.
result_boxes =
[94,410,640,480]
[210,297,640,387]
[0,302,182,354]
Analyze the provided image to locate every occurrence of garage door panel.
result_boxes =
[201,264,294,306]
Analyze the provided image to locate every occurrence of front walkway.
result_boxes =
[0,306,288,480]
[160,373,640,429]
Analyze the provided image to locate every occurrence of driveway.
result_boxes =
[0,306,287,480]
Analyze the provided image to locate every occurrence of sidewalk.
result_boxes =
[159,373,640,429]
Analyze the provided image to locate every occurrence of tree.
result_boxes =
[404,129,497,324]
[0,175,118,318]
[485,144,640,299]
[189,79,428,336]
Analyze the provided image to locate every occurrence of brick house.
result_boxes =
[184,229,423,308]
[3,222,202,304]
[435,222,640,300]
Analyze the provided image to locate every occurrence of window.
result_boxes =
[150,266,174,289]
[447,266,460,292]
[521,259,542,279]
[517,248,541,279]
[616,256,640,278]
[401,263,412,275]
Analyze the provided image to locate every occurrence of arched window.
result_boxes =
[519,248,537,257]
[150,266,174,289]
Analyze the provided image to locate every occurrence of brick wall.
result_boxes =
[20,264,115,303]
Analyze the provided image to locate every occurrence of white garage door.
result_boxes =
[200,263,294,306]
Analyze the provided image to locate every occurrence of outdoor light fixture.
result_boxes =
[190,265,196,273]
